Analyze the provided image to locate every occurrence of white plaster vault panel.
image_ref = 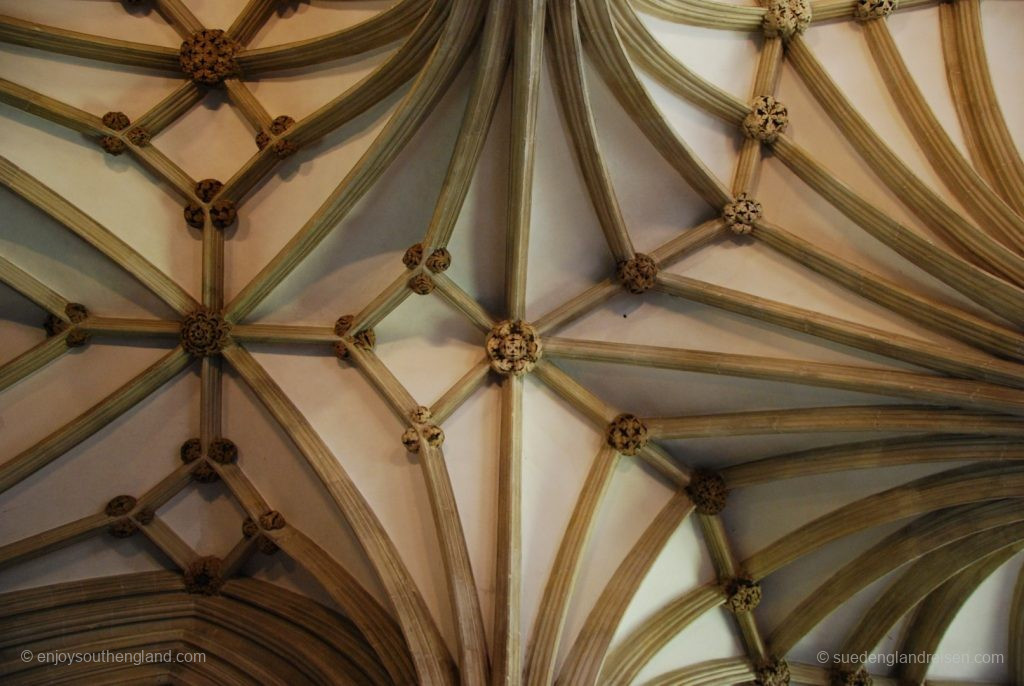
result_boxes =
[0,0,1022,684]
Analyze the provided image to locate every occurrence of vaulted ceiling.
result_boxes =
[0,0,1022,684]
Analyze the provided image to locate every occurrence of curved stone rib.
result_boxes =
[225,578,394,685]
[599,584,724,685]
[641,656,755,686]
[0,77,106,137]
[896,545,1020,684]
[610,0,748,124]
[138,516,198,570]
[647,405,1024,440]
[430,358,491,425]
[534,360,690,487]
[812,0,938,21]
[0,157,199,315]
[222,343,455,685]
[631,0,764,31]
[768,499,1024,656]
[0,347,191,494]
[0,462,191,572]
[840,524,1024,660]
[557,492,694,686]
[940,0,1024,215]
[345,344,489,683]
[580,0,733,209]
[0,330,74,393]
[610,0,1024,330]
[544,336,1024,417]
[548,0,636,261]
[432,272,497,332]
[766,140,1024,327]
[723,435,1024,488]
[863,19,1024,252]
[0,512,110,572]
[754,221,1024,362]
[494,374,524,685]
[0,77,209,203]
[133,81,205,140]
[786,36,1024,288]
[235,0,431,74]
[534,219,722,337]
[744,462,1024,580]
[422,447,491,684]
[424,0,513,250]
[504,0,545,320]
[269,524,419,685]
[0,255,71,321]
[0,572,390,685]
[224,0,482,323]
[697,514,768,664]
[215,0,450,207]
[226,0,279,45]
[731,35,783,196]
[222,78,272,133]
[1012,562,1024,685]
[153,0,203,38]
[208,457,418,685]
[606,498,1024,684]
[0,15,180,71]
[656,271,1024,388]
[525,446,620,686]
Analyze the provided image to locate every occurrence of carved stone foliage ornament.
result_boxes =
[742,95,789,143]
[179,29,240,85]
[180,438,217,483]
[687,469,728,514]
[605,413,649,455]
[243,517,281,555]
[402,243,424,269]
[243,511,286,554]
[401,424,445,453]
[763,0,811,39]
[408,273,435,295]
[106,502,153,539]
[43,302,90,347]
[332,316,376,359]
[208,200,237,228]
[724,576,762,613]
[425,247,451,273]
[256,115,298,158]
[102,111,131,131]
[195,178,223,202]
[756,659,792,686]
[617,253,658,294]
[854,0,897,21]
[831,667,873,686]
[184,556,224,595]
[180,308,231,357]
[723,193,763,235]
[485,320,542,376]
[98,111,131,155]
[185,179,237,230]
[208,438,238,464]
[126,126,150,146]
[183,203,206,229]
[334,315,355,337]
[404,243,452,273]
